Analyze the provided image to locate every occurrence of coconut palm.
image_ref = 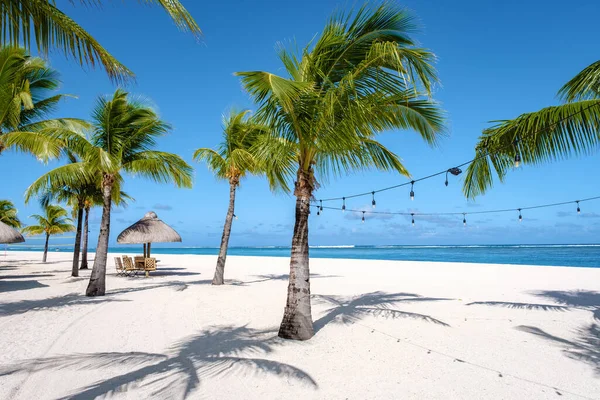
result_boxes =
[0,46,88,161]
[0,199,21,228]
[80,188,106,270]
[237,4,445,340]
[36,179,130,277]
[194,109,268,285]
[463,60,600,198]
[22,204,75,262]
[0,1,200,82]
[27,89,193,295]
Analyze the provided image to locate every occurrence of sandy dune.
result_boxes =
[0,251,598,399]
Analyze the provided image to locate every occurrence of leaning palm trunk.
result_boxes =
[80,206,90,269]
[86,175,113,296]
[71,203,84,277]
[278,169,314,340]
[42,232,50,263]
[213,178,238,285]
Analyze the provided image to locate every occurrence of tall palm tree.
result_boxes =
[0,47,88,161]
[27,89,193,295]
[0,199,21,228]
[22,204,75,262]
[80,188,106,270]
[237,4,445,340]
[193,109,268,285]
[0,1,201,82]
[463,60,600,198]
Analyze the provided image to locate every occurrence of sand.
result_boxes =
[0,251,598,400]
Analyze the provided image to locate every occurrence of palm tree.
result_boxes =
[27,89,193,295]
[0,47,88,161]
[0,199,21,228]
[462,60,600,198]
[22,204,75,263]
[237,4,445,340]
[80,188,106,270]
[0,1,200,82]
[36,180,130,277]
[194,109,267,285]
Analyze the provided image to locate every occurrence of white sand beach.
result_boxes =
[0,251,598,399]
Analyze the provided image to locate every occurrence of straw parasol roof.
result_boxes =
[0,220,25,244]
[117,211,181,244]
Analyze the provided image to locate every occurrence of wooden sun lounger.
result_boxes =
[122,256,137,276]
[114,257,125,276]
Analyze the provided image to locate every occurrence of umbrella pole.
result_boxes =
[148,243,151,258]
[143,243,147,258]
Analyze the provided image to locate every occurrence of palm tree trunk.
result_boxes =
[212,178,238,285]
[86,174,114,297]
[42,233,49,263]
[71,203,84,277]
[80,206,90,269]
[278,168,314,340]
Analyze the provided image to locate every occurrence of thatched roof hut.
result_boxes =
[0,220,25,244]
[117,212,181,256]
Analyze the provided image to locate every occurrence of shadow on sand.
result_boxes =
[516,324,600,376]
[313,291,451,332]
[0,325,317,399]
[468,290,600,376]
[467,290,600,320]
[0,279,49,293]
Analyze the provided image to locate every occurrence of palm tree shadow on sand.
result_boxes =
[467,290,600,375]
[516,324,600,376]
[467,290,600,320]
[312,291,451,332]
[0,325,317,399]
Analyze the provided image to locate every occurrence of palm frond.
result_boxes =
[125,151,193,188]
[463,100,600,198]
[559,60,600,102]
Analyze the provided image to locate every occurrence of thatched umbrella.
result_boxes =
[116,211,181,257]
[0,220,25,244]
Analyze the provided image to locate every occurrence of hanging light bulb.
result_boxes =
[576,201,581,214]
[411,213,415,226]
[320,200,323,212]
[518,208,522,222]
[317,208,320,216]
[362,211,365,223]
[445,171,449,187]
[514,153,521,168]
[342,197,346,212]
[234,214,238,220]
[372,191,376,208]
[410,181,415,201]
[463,213,467,226]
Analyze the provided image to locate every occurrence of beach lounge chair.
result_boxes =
[123,256,136,276]
[144,257,157,277]
[114,257,125,276]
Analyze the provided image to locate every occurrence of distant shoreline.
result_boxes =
[3,244,599,268]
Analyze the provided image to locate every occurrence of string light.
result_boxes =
[310,196,600,226]
[514,139,521,168]
[445,167,462,186]
[411,213,415,226]
[233,214,238,220]
[320,200,323,212]
[342,197,346,212]
[463,213,467,226]
[410,181,415,201]
[576,201,581,214]
[372,191,376,208]
[362,211,365,223]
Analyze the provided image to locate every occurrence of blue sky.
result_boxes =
[2,0,600,247]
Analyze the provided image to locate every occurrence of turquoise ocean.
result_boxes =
[6,244,600,268]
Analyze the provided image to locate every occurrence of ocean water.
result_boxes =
[6,244,599,268]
